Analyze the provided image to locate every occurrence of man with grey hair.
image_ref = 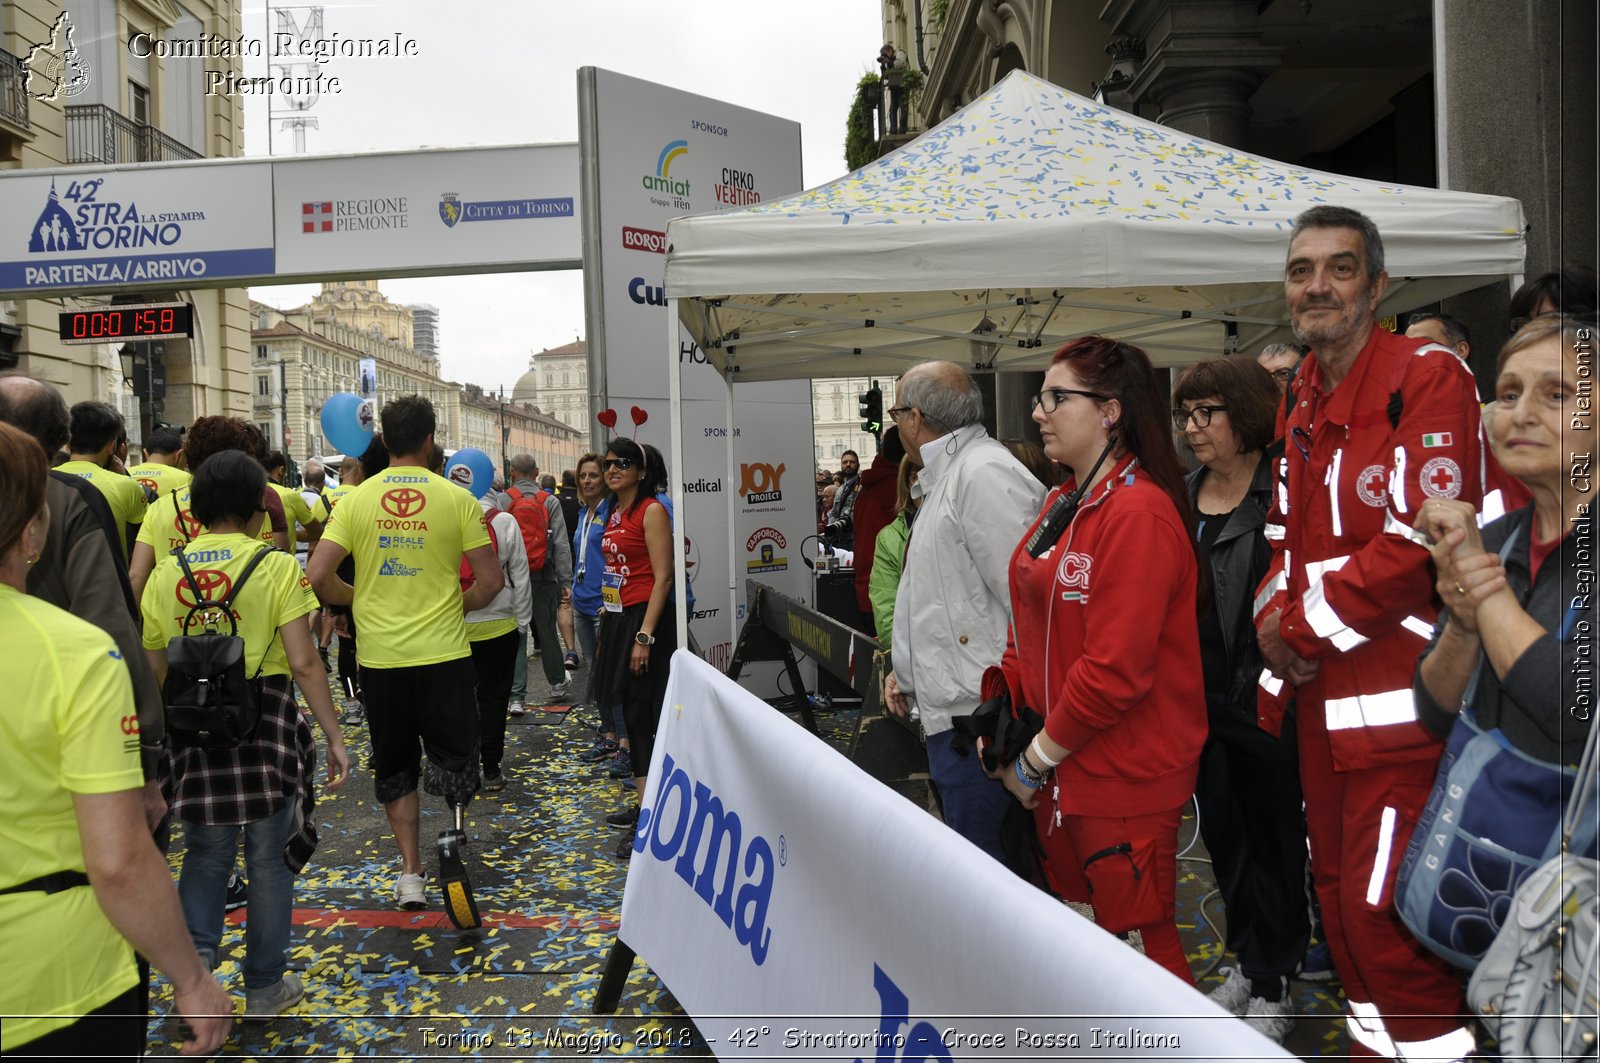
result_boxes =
[502,454,573,711]
[1256,342,1305,394]
[1252,205,1485,1059]
[882,361,1044,861]
[1403,310,1471,364]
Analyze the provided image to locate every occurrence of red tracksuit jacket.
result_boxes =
[987,458,1205,818]
[1253,324,1491,770]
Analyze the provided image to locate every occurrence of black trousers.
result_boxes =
[469,629,519,774]
[8,984,143,1059]
[1195,706,1313,982]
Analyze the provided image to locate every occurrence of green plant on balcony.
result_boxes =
[930,0,950,31]
[898,66,925,110]
[845,71,882,172]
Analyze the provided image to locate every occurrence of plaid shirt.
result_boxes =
[161,675,319,873]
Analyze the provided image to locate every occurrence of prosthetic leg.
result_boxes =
[437,796,482,929]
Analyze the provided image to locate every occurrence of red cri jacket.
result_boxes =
[1253,324,1492,771]
[851,455,900,616]
[985,457,1205,818]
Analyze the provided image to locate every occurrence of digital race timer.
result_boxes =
[59,302,194,345]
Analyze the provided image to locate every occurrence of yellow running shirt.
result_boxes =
[326,483,354,507]
[0,583,142,1048]
[321,466,491,669]
[125,462,191,499]
[140,533,319,677]
[56,460,147,559]
[270,482,319,537]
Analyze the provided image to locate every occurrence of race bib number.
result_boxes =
[601,571,624,613]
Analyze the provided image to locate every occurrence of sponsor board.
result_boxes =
[623,225,667,253]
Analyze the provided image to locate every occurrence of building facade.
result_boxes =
[407,302,439,360]
[515,339,589,432]
[812,376,897,471]
[1,0,253,447]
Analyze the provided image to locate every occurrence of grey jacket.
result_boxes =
[498,477,573,587]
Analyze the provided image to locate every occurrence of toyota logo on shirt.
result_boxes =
[381,488,427,518]
[174,506,203,540]
[175,568,232,607]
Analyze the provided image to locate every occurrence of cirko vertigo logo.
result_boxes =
[634,752,776,965]
[714,166,760,207]
[174,568,232,607]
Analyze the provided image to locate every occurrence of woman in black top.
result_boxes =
[1175,356,1308,1043]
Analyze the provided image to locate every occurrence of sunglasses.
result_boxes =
[602,457,636,471]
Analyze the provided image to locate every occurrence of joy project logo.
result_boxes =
[175,568,232,608]
[739,462,785,506]
[380,487,427,518]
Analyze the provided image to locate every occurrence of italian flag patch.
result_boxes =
[1421,432,1453,448]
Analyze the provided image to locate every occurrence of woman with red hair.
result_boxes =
[984,336,1205,984]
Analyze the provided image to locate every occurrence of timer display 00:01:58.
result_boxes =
[58,302,194,344]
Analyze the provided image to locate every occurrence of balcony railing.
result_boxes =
[65,104,201,164]
[0,48,28,129]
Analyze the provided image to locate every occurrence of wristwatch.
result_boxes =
[634,631,656,646]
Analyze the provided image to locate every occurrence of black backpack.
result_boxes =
[163,545,275,750]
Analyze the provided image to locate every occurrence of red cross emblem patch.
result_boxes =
[1420,456,1462,499]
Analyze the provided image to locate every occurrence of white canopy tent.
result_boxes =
[657,69,1526,648]
[664,70,1526,378]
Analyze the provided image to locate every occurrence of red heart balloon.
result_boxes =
[630,405,649,427]
[597,408,618,429]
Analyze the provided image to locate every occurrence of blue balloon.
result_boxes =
[320,393,374,457]
[444,447,496,499]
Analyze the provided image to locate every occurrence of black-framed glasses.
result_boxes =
[602,457,635,471]
[1030,387,1107,414]
[887,405,913,423]
[1172,404,1228,430]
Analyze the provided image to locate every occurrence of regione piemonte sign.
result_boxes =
[0,161,275,293]
[271,144,581,278]
[579,67,815,678]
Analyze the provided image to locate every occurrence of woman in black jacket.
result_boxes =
[1175,357,1309,1043]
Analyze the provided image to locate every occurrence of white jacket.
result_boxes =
[891,423,1044,735]
[466,500,532,634]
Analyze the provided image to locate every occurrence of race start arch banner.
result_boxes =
[578,68,814,679]
[0,144,581,297]
[619,653,1294,1061]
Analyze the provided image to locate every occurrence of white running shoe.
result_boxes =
[507,700,525,717]
[395,871,426,910]
[1243,993,1294,1044]
[1207,966,1251,1017]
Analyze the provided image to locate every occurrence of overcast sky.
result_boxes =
[242,0,882,394]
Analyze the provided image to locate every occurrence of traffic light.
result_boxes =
[859,386,883,434]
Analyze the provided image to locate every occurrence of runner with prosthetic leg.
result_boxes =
[308,396,502,927]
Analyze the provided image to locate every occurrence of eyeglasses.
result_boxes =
[1172,404,1228,430]
[887,406,913,423]
[1268,367,1295,384]
[602,457,635,471]
[1030,387,1107,414]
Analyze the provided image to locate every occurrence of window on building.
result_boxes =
[255,345,267,361]
[256,374,269,397]
[128,81,150,125]
[832,441,845,457]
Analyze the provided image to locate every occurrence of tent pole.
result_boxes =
[667,299,689,651]
[724,363,738,664]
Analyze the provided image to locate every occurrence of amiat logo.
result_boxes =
[643,140,691,210]
[633,752,776,965]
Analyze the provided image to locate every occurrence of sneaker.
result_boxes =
[483,770,504,792]
[1298,941,1336,982]
[339,699,364,725]
[547,680,569,701]
[395,871,427,910]
[564,651,580,671]
[608,749,633,779]
[224,872,249,912]
[605,806,638,829]
[614,831,636,858]
[507,700,526,717]
[1207,966,1250,1017]
[1243,993,1294,1044]
[244,972,304,1022]
[580,738,619,763]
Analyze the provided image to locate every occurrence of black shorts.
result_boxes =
[362,656,479,804]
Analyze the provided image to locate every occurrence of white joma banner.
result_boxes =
[618,653,1292,1061]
